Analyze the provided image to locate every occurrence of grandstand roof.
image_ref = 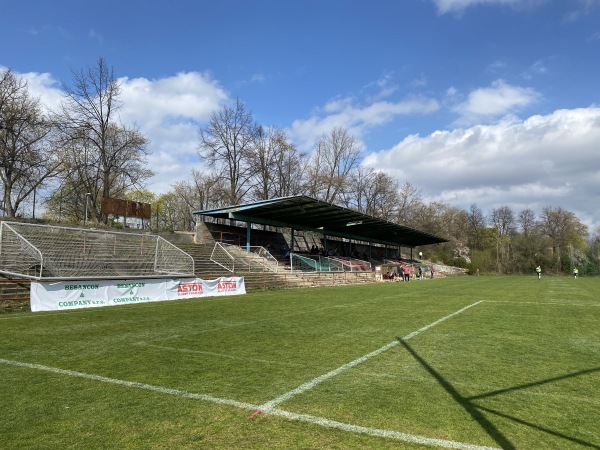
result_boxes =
[193,195,447,248]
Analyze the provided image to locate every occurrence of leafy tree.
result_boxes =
[490,205,515,273]
[0,68,63,217]
[539,206,588,271]
[511,226,549,274]
[154,193,178,232]
[506,208,543,273]
[584,227,600,275]
[43,180,91,223]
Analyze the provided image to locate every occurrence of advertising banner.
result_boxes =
[30,277,246,312]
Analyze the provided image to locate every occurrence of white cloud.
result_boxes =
[234,73,267,88]
[432,0,540,15]
[364,107,600,227]
[289,96,439,151]
[17,71,64,111]
[88,28,104,42]
[587,31,600,41]
[364,73,399,101]
[119,71,227,126]
[118,72,228,192]
[564,0,600,22]
[453,79,539,125]
[486,60,507,74]
[25,25,70,38]
[7,69,229,194]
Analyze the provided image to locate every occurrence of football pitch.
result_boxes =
[1,276,599,449]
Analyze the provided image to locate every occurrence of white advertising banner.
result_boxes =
[30,277,246,312]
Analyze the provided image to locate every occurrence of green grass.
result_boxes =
[1,276,599,449]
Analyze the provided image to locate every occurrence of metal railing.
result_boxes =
[247,245,279,272]
[202,229,245,246]
[210,243,278,273]
[210,242,235,272]
[330,257,372,272]
[290,254,344,272]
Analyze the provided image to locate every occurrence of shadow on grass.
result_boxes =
[396,339,600,450]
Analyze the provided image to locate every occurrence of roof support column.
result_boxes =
[290,227,295,273]
[246,222,251,253]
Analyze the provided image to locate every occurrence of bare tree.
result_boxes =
[189,168,228,210]
[168,170,227,231]
[248,126,305,200]
[306,127,361,203]
[56,58,152,223]
[490,205,516,272]
[467,203,486,250]
[0,69,63,217]
[145,169,231,232]
[394,181,423,225]
[517,208,536,236]
[345,167,399,220]
[271,136,307,198]
[198,99,257,204]
[490,206,515,237]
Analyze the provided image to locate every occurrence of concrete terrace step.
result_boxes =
[173,243,376,290]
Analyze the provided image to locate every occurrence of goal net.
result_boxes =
[0,222,194,280]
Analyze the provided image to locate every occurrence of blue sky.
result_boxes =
[2,0,600,230]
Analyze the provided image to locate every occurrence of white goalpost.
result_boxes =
[0,222,194,280]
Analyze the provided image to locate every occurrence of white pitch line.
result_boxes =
[258,300,484,411]
[268,408,499,450]
[0,356,499,450]
[486,301,600,307]
[0,357,255,410]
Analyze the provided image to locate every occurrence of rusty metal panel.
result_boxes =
[101,197,151,219]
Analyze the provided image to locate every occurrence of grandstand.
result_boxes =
[0,222,194,280]
[0,197,453,310]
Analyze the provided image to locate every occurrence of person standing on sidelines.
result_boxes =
[536,265,541,280]
[403,264,410,282]
[430,265,435,279]
[573,267,578,279]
